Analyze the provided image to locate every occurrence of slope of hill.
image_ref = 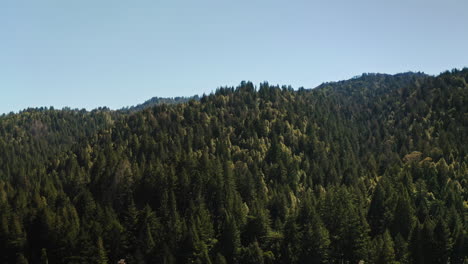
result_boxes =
[122,95,200,112]
[0,70,466,264]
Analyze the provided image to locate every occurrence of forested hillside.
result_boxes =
[0,69,467,264]
[123,96,199,113]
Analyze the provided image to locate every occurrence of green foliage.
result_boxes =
[0,70,467,263]
[96,237,109,264]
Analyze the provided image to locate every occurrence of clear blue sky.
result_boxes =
[1,0,467,114]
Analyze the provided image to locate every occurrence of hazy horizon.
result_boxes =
[0,70,451,114]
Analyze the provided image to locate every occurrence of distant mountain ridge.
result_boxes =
[122,95,200,112]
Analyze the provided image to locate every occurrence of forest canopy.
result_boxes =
[0,69,467,264]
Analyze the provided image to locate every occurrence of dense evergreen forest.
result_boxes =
[0,69,467,264]
[122,96,199,113]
